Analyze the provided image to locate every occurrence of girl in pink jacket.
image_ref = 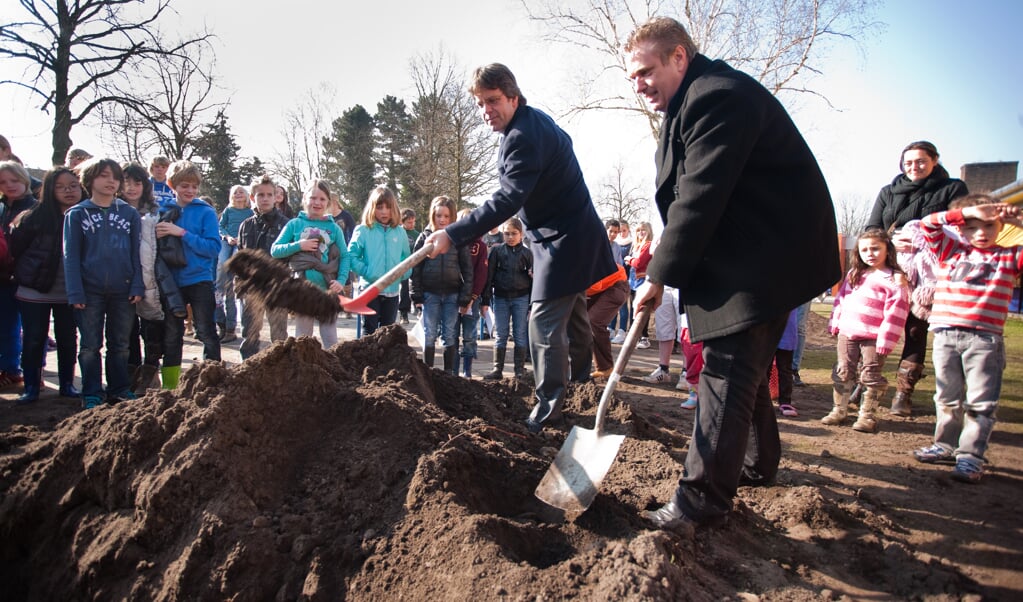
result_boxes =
[823,228,909,433]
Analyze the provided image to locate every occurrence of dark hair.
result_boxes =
[79,158,124,196]
[849,228,902,288]
[899,141,939,171]
[18,167,80,234]
[401,208,416,221]
[470,63,527,106]
[604,219,620,229]
[121,161,157,213]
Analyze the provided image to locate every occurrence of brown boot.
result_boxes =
[892,360,924,417]
[821,385,850,425]
[853,385,885,433]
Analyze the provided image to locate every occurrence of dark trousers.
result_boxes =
[19,300,76,383]
[900,312,929,365]
[672,313,788,522]
[587,281,629,371]
[140,317,165,367]
[74,292,136,397]
[362,295,399,336]
[164,281,221,366]
[527,292,592,425]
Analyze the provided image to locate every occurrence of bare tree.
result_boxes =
[834,193,871,236]
[521,0,878,137]
[272,83,336,194]
[596,160,649,224]
[98,41,223,161]
[408,48,497,215]
[0,0,211,165]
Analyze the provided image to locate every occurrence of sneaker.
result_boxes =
[636,337,651,349]
[643,367,670,384]
[676,374,688,391]
[82,395,103,410]
[109,390,137,404]
[680,389,698,409]
[779,403,799,417]
[793,370,805,387]
[610,329,626,344]
[913,443,954,464]
[951,458,983,483]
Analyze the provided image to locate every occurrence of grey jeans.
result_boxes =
[526,292,592,426]
[931,328,1004,464]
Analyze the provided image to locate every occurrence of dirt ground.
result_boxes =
[0,313,1020,600]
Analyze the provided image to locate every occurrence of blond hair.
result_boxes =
[428,195,457,231]
[625,17,699,63]
[167,160,202,187]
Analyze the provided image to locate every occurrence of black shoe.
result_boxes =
[59,383,81,398]
[793,371,805,387]
[646,501,696,533]
[525,418,543,434]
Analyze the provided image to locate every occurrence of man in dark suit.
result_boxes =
[427,63,616,433]
[626,17,841,528]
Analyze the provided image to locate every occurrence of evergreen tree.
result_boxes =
[237,157,266,190]
[192,109,241,210]
[374,96,414,201]
[321,105,376,209]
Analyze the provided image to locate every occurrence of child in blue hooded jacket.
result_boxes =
[63,158,144,408]
[154,160,221,389]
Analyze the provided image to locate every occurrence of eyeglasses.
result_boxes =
[55,185,81,192]
[902,160,930,168]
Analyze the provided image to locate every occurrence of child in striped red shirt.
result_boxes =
[912,194,1023,483]
[823,228,909,433]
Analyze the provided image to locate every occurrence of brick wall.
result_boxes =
[960,161,1019,193]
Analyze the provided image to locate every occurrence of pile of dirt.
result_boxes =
[0,326,988,600]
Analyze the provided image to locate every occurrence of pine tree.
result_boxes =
[374,96,414,201]
[192,109,241,210]
[320,105,376,210]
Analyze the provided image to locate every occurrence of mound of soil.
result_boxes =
[0,325,1006,600]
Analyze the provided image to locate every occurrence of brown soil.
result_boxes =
[0,315,1020,600]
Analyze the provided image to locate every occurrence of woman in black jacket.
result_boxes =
[9,167,83,403]
[865,141,968,417]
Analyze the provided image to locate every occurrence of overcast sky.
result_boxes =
[2,0,1021,220]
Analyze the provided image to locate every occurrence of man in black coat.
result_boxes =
[626,17,841,528]
[427,63,616,433]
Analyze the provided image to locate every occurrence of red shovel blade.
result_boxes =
[339,288,380,315]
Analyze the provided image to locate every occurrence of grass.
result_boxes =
[799,303,1023,435]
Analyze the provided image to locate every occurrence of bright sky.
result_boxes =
[2,0,1021,219]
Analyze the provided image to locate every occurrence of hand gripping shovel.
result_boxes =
[339,242,434,315]
[534,306,652,514]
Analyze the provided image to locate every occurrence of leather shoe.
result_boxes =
[646,501,696,533]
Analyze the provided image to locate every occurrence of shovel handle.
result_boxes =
[593,306,652,436]
[343,242,434,310]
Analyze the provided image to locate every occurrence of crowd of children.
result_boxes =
[1,132,1019,485]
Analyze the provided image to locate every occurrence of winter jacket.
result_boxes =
[1,192,38,283]
[410,228,472,305]
[466,236,488,304]
[867,166,969,231]
[137,209,165,321]
[483,242,533,305]
[9,204,63,293]
[270,211,350,290]
[238,208,291,255]
[829,268,909,356]
[63,198,144,304]
[165,198,221,287]
[348,221,411,295]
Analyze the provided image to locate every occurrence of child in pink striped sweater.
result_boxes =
[823,228,909,432]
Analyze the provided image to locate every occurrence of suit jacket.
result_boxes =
[446,105,615,302]
[649,54,841,342]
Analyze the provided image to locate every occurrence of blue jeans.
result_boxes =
[422,292,459,348]
[671,313,788,523]
[459,298,481,358]
[527,292,592,426]
[493,294,529,350]
[0,283,22,375]
[214,242,238,329]
[362,295,399,336]
[74,292,136,397]
[791,300,811,370]
[931,328,1004,464]
[164,281,221,366]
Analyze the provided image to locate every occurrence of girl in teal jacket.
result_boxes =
[271,179,350,348]
[347,186,410,335]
